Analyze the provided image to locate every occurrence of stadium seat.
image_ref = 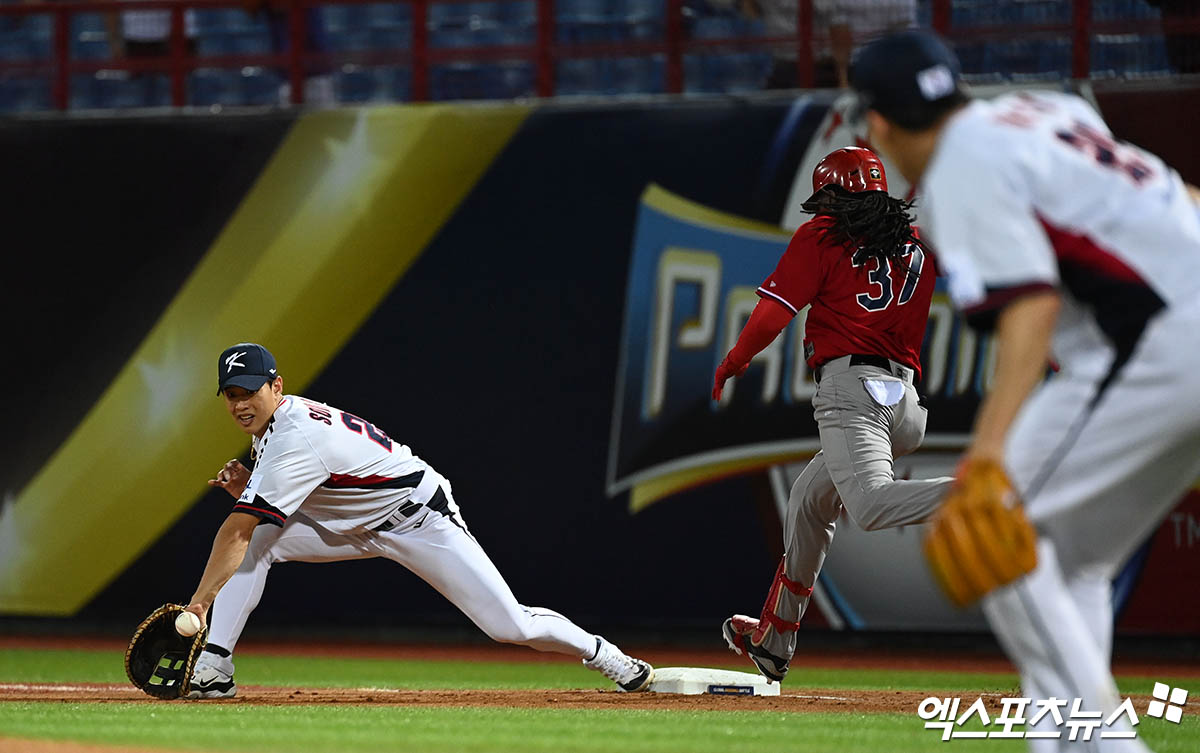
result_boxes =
[0,74,51,112]
[241,66,283,104]
[190,67,244,106]
[556,57,608,95]
[705,52,769,92]
[375,64,412,100]
[501,1,537,28]
[609,55,664,94]
[0,31,33,62]
[336,65,379,101]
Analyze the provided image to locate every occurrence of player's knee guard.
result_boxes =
[752,556,812,645]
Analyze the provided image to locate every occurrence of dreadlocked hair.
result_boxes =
[801,186,925,273]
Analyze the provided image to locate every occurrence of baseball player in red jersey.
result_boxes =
[182,343,653,698]
[716,147,953,681]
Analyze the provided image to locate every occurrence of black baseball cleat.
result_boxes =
[722,616,789,683]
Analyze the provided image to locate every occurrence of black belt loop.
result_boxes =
[373,499,425,532]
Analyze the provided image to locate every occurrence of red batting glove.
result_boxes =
[712,356,750,401]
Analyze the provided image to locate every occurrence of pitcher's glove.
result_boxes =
[125,604,208,699]
[923,459,1038,608]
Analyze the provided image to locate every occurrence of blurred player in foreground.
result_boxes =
[852,30,1200,750]
[716,147,953,681]
[183,343,653,698]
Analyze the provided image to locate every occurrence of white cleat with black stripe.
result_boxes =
[185,662,237,699]
[583,636,654,692]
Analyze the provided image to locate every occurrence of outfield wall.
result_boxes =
[2,83,1197,636]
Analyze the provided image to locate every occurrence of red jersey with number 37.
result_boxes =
[756,216,936,379]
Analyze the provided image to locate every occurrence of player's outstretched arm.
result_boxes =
[965,290,1061,463]
[184,512,260,625]
[207,459,251,498]
[713,298,795,400]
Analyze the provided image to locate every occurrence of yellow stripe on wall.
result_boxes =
[0,104,529,615]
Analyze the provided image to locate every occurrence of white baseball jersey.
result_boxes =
[920,91,1200,743]
[923,91,1200,381]
[235,395,440,534]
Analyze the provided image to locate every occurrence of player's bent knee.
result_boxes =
[477,615,539,645]
[845,500,889,531]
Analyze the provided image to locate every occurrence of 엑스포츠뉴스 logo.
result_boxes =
[225,352,247,373]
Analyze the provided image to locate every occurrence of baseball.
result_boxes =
[175,611,202,637]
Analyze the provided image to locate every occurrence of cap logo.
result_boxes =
[869,167,882,180]
[916,63,955,101]
[225,351,247,373]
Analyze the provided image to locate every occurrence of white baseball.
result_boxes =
[175,611,202,637]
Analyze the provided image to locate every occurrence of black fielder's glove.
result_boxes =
[124,604,208,699]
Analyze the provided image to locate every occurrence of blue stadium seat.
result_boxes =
[950,1,1019,27]
[558,0,614,24]
[71,35,112,61]
[705,52,768,92]
[375,64,412,100]
[492,25,535,46]
[89,71,153,108]
[229,31,273,54]
[370,25,412,48]
[241,66,283,104]
[194,9,260,34]
[610,55,663,93]
[366,3,412,27]
[1089,33,1169,78]
[556,57,608,94]
[70,13,107,36]
[336,65,379,101]
[0,75,51,112]
[1093,0,1161,21]
[322,4,373,32]
[430,27,482,47]
[428,2,502,28]
[190,67,244,106]
[21,14,53,39]
[557,21,625,43]
[145,73,172,106]
[616,0,663,23]
[326,28,375,51]
[0,31,33,62]
[691,17,737,39]
[682,53,702,93]
[501,0,537,27]
[431,61,489,100]
[69,14,111,61]
[1014,0,1069,26]
[197,33,236,56]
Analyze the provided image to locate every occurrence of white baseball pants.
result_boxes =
[984,303,1200,753]
[205,478,597,662]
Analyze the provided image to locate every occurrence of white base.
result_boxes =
[646,667,779,696]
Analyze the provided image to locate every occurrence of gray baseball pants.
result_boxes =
[758,355,954,661]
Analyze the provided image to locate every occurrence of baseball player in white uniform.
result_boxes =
[183,343,653,698]
[851,31,1200,751]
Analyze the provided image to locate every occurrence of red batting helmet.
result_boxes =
[809,146,888,199]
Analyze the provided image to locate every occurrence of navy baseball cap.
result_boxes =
[217,343,278,395]
[849,30,968,130]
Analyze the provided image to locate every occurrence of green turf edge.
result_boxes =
[3,703,1196,753]
[0,703,1020,753]
[2,649,1195,696]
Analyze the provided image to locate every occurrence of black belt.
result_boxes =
[814,354,898,385]
[372,487,451,532]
